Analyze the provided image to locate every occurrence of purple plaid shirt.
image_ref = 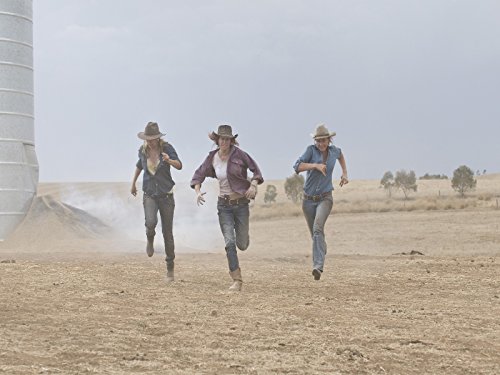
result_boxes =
[190,146,263,195]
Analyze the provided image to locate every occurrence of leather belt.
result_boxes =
[303,191,331,202]
[218,195,249,205]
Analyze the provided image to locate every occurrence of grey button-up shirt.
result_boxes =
[136,142,180,197]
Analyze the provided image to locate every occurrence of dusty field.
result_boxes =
[0,178,499,374]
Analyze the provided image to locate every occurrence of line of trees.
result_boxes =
[262,164,479,206]
[380,170,417,199]
[419,173,448,180]
[381,165,477,199]
[263,174,307,205]
[261,174,307,205]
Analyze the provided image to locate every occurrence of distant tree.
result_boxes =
[394,170,417,200]
[264,184,278,204]
[380,171,395,197]
[284,174,305,204]
[420,173,430,180]
[483,169,487,175]
[452,165,476,197]
[476,169,481,176]
[419,173,448,180]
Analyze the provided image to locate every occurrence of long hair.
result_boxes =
[141,138,167,156]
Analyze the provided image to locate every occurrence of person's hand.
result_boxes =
[340,174,349,187]
[245,185,257,200]
[161,152,170,162]
[196,192,206,206]
[131,184,137,196]
[316,163,327,176]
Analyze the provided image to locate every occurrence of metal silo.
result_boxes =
[0,0,38,241]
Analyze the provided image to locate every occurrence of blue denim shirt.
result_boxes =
[293,144,342,196]
[136,142,180,197]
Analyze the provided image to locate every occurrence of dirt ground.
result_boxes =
[0,183,499,374]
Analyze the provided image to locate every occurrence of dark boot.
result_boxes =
[146,236,154,257]
[312,269,322,281]
[166,262,174,282]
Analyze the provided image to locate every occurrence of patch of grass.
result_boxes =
[252,194,494,219]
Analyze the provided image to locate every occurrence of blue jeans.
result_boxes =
[302,193,333,272]
[143,193,175,269]
[217,201,250,272]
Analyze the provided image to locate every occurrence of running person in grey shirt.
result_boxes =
[131,122,182,282]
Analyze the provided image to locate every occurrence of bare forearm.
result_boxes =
[132,167,141,184]
[168,159,182,170]
[297,162,320,173]
[338,153,348,176]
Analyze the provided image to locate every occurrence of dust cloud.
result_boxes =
[57,181,225,252]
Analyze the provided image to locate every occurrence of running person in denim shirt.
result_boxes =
[293,124,348,281]
[191,125,263,291]
[131,122,182,282]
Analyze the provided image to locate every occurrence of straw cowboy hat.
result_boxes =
[137,122,166,140]
[311,123,336,139]
[209,124,238,141]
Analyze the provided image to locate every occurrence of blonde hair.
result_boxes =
[141,138,167,156]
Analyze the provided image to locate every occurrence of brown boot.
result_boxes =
[229,268,242,291]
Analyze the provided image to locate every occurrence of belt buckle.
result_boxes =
[313,195,321,202]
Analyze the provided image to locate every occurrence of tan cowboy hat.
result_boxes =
[138,122,166,140]
[311,123,336,139]
[209,124,238,141]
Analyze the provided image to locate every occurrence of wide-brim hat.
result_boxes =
[209,124,238,140]
[311,123,336,139]
[138,122,166,140]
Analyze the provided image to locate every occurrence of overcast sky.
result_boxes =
[33,0,500,183]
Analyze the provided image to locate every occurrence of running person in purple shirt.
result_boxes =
[293,124,348,281]
[191,125,263,291]
[131,122,182,282]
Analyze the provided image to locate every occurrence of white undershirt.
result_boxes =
[213,152,232,196]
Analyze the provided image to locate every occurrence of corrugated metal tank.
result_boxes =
[0,0,38,241]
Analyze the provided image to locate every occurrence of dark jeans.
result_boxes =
[143,193,175,268]
[217,201,250,272]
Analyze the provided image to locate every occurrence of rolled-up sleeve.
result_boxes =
[336,147,342,160]
[165,144,180,162]
[244,152,264,184]
[293,145,313,173]
[136,148,143,170]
